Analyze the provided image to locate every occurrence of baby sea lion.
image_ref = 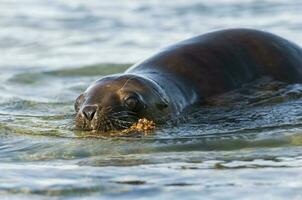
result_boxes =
[75,28,302,132]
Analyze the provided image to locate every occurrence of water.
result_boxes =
[0,0,302,199]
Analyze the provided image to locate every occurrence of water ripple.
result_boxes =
[1,0,302,199]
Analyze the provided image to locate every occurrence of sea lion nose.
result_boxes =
[82,105,97,121]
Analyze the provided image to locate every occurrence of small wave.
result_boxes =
[44,63,131,77]
[8,63,131,85]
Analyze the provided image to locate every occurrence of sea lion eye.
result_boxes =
[124,96,140,111]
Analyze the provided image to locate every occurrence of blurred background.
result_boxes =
[0,1,302,199]
[1,0,302,69]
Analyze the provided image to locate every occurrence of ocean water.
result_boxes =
[0,0,302,199]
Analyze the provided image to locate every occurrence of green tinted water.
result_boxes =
[0,64,302,199]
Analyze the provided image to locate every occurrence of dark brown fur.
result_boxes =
[75,29,302,132]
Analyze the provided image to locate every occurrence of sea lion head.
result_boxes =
[74,74,170,132]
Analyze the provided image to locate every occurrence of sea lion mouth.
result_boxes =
[75,106,140,132]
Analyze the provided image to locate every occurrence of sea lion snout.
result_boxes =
[82,105,98,121]
[74,74,173,132]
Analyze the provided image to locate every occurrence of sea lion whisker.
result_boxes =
[111,121,130,129]
[110,110,137,115]
[110,113,139,119]
[95,120,102,132]
[110,114,138,120]
[110,118,134,125]
[108,119,116,131]
[102,106,113,113]
[111,117,138,122]
[109,115,136,123]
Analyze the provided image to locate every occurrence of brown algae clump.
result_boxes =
[121,118,156,135]
[80,118,156,137]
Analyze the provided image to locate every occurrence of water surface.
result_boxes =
[0,0,302,199]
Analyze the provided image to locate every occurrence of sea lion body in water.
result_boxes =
[75,29,302,132]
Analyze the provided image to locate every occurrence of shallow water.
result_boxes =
[1,0,302,199]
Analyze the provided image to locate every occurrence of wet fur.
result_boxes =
[75,29,302,132]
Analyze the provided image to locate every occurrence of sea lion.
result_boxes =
[75,28,302,132]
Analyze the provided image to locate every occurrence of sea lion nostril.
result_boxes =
[82,105,97,121]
